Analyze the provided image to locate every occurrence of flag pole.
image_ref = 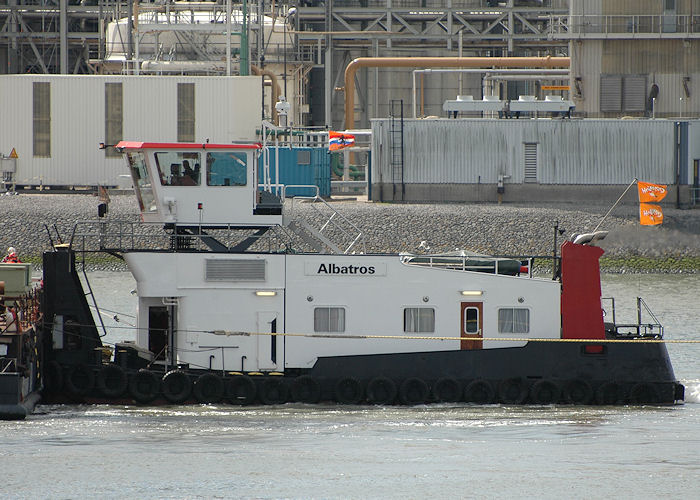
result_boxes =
[593,178,638,232]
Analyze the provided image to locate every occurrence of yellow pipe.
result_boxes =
[343,56,571,130]
[251,64,282,123]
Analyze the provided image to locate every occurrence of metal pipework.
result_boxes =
[251,64,281,123]
[343,56,570,130]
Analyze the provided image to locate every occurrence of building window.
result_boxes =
[33,82,50,157]
[314,307,345,332]
[206,152,247,186]
[177,83,195,142]
[154,151,201,186]
[498,308,530,334]
[404,307,435,333]
[105,83,123,158]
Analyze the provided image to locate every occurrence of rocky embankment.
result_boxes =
[1,193,698,272]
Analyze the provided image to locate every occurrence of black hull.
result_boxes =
[311,341,678,385]
[43,341,684,407]
[0,374,41,420]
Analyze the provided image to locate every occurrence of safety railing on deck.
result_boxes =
[67,220,294,254]
[601,296,664,339]
[400,252,541,278]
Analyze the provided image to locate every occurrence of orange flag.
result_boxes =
[640,203,663,225]
[638,181,667,202]
[328,131,356,151]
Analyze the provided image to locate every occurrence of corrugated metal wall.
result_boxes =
[371,118,681,186]
[259,147,331,197]
[572,39,700,118]
[0,75,261,188]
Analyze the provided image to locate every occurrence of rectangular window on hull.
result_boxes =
[404,307,435,333]
[314,307,345,332]
[498,308,530,334]
[33,82,50,157]
[105,83,123,158]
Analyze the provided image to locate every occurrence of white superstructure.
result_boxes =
[117,141,561,374]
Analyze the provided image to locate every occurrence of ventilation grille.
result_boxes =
[623,75,647,112]
[205,259,266,281]
[524,143,538,183]
[600,75,623,112]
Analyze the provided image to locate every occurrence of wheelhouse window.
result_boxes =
[127,152,157,213]
[404,307,435,333]
[154,151,201,186]
[206,152,247,186]
[498,308,530,334]
[314,307,345,333]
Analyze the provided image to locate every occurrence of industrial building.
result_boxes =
[1,1,699,201]
[0,75,261,188]
[371,118,699,205]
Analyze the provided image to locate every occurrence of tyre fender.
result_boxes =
[226,375,257,405]
[498,377,529,404]
[563,379,593,405]
[193,373,225,404]
[161,370,192,404]
[129,369,160,404]
[399,377,429,405]
[366,376,397,405]
[291,375,321,404]
[65,364,95,397]
[530,380,561,405]
[464,379,495,404]
[334,377,363,405]
[97,364,128,398]
[259,377,288,405]
[433,377,461,403]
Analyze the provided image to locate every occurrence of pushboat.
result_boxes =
[0,263,42,419]
[3,140,684,417]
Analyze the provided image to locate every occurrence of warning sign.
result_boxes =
[9,148,18,159]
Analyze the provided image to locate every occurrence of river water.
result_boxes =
[1,272,698,499]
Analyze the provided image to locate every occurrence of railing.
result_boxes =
[601,296,664,339]
[559,14,700,36]
[0,290,42,334]
[400,252,536,278]
[286,192,366,255]
[68,220,293,254]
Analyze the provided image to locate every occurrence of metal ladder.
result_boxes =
[390,99,404,201]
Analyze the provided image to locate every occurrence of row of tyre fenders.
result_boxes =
[43,361,677,406]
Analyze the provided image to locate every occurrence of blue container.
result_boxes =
[258,147,331,197]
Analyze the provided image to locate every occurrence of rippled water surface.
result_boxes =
[0,273,698,499]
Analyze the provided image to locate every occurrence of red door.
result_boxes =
[460,302,483,350]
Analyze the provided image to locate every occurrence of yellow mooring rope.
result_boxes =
[209,330,700,344]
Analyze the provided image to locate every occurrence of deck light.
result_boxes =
[460,290,483,296]
[255,291,277,297]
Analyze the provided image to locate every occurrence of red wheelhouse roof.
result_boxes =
[115,141,262,150]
